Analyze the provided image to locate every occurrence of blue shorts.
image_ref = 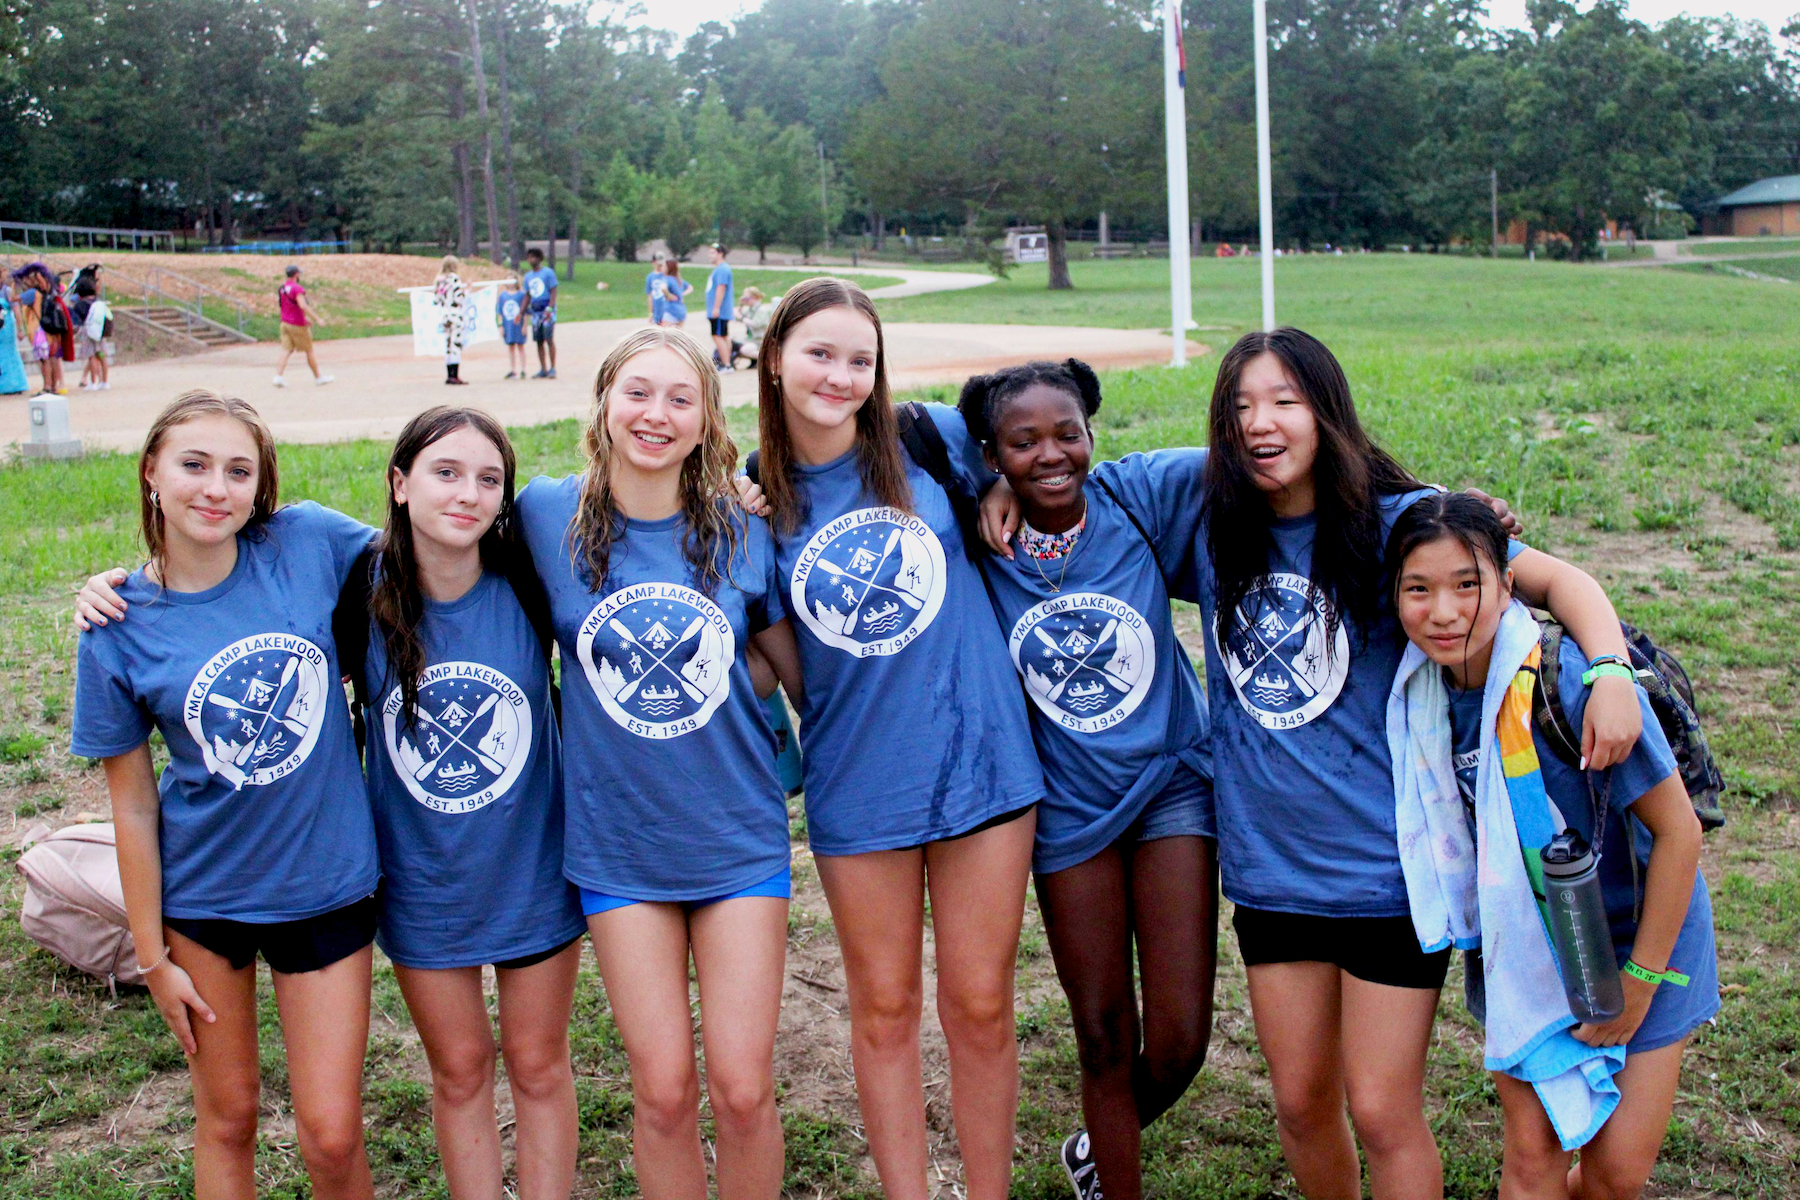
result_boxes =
[1128,763,1216,842]
[580,864,792,917]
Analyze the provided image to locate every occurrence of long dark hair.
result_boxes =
[754,277,913,537]
[372,406,519,723]
[1205,328,1421,646]
[1386,492,1513,679]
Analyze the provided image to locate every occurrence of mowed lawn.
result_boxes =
[1,255,1796,1197]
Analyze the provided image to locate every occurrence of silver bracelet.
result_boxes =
[142,944,172,974]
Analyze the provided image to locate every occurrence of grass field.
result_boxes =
[1682,238,1800,256]
[1674,257,1800,283]
[1,255,1797,1197]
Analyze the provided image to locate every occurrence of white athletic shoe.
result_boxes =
[315,374,335,385]
[272,375,287,387]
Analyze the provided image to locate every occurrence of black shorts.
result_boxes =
[165,894,378,975]
[1232,905,1450,990]
[708,317,730,337]
[935,802,1037,846]
[493,935,582,972]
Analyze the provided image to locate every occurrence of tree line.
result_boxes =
[2,0,1795,279]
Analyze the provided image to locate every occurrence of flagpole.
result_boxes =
[1164,0,1192,368]
[1253,0,1275,330]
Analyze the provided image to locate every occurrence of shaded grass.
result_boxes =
[1683,238,1800,256]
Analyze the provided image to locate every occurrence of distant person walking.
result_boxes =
[0,277,27,395]
[523,248,558,379]
[644,259,666,325]
[705,243,735,373]
[13,263,71,395]
[434,256,471,385]
[74,278,113,391]
[498,272,529,379]
[273,264,334,387]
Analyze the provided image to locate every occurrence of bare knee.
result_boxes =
[194,1083,260,1154]
[1141,1009,1210,1091]
[633,1065,701,1139]
[852,980,923,1057]
[1346,1086,1429,1158]
[1271,1070,1345,1142]
[706,1066,776,1138]
[1069,999,1136,1077]
[937,976,1014,1057]
[430,1038,498,1109]
[1502,1131,1570,1194]
[1574,1152,1651,1200]
[294,1105,367,1179]
[501,1032,571,1104]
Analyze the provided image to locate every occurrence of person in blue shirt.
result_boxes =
[497,274,529,379]
[705,243,735,373]
[976,328,1645,1199]
[653,257,692,327]
[744,277,1044,1200]
[346,407,584,1199]
[514,326,803,1200]
[644,260,666,326]
[958,360,1217,1200]
[1389,493,1716,1200]
[523,248,558,379]
[69,391,381,1198]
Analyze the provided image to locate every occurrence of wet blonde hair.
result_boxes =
[569,327,742,594]
[139,390,280,583]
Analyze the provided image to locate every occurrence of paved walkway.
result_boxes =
[4,310,1204,454]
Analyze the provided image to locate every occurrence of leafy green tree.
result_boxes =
[591,151,651,261]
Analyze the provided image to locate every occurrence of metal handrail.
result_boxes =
[1,249,252,336]
[0,219,175,252]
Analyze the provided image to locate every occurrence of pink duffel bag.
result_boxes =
[15,822,145,994]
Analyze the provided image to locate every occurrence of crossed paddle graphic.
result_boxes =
[818,528,925,631]
[409,692,504,783]
[609,615,708,705]
[1031,619,1128,704]
[1226,599,1322,700]
[205,655,303,768]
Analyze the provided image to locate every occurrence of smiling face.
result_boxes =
[1234,351,1321,515]
[144,414,264,554]
[1395,534,1513,689]
[987,383,1092,526]
[391,424,506,555]
[773,305,879,441]
[604,346,706,477]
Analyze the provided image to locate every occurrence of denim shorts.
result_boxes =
[1127,764,1216,843]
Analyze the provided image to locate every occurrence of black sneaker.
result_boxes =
[1060,1130,1102,1200]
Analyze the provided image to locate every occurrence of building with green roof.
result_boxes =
[1707,175,1800,237]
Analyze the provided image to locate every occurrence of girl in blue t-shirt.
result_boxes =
[348,406,585,1199]
[513,326,802,1199]
[498,275,529,378]
[652,258,692,326]
[1388,493,1716,1198]
[959,360,1217,1200]
[69,391,381,1197]
[742,277,1044,1200]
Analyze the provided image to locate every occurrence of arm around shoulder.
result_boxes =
[1510,547,1640,769]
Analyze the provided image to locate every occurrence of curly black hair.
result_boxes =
[955,358,1102,446]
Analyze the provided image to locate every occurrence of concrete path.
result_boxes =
[1603,247,1800,268]
[726,263,997,300]
[4,312,1204,454]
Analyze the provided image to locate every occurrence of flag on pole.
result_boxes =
[1170,0,1186,88]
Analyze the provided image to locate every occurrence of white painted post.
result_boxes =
[1253,0,1275,331]
[1164,0,1193,367]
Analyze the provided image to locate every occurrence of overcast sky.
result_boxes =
[637,0,1796,44]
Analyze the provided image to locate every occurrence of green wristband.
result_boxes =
[1623,960,1690,987]
[1583,662,1636,686]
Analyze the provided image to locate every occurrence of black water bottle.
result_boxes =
[1541,832,1625,1022]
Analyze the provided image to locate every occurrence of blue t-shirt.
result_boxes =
[980,451,1214,874]
[516,475,792,899]
[645,271,665,323]
[70,503,379,922]
[1448,636,1718,1053]
[653,276,690,323]
[361,569,584,968]
[524,266,558,312]
[499,289,527,344]
[773,403,1043,855]
[1184,483,1527,917]
[706,263,734,319]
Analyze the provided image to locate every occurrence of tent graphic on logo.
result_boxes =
[642,620,676,651]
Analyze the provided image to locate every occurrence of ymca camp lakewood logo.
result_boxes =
[575,582,735,739]
[184,633,331,789]
[1009,592,1156,734]
[383,662,534,814]
[1214,572,1348,729]
[791,507,947,657]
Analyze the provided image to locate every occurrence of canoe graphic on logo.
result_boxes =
[791,506,947,657]
[1212,572,1347,730]
[576,582,735,740]
[1008,592,1156,734]
[183,633,331,789]
[384,661,533,814]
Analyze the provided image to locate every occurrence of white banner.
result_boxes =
[402,281,504,357]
